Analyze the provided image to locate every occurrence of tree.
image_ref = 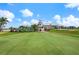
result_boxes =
[0,17,8,31]
[9,27,18,32]
[31,24,38,32]
[18,26,27,32]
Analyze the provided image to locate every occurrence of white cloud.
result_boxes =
[21,21,30,26]
[53,15,61,20]
[43,20,52,25]
[7,3,15,6]
[77,7,79,11]
[17,18,22,22]
[65,3,79,8]
[53,14,79,27]
[0,9,15,22]
[62,15,79,27]
[31,19,39,25]
[37,14,40,18]
[31,19,52,25]
[53,15,62,25]
[15,18,22,22]
[20,9,33,17]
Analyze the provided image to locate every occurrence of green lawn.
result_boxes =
[0,31,79,55]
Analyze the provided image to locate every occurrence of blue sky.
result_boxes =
[0,3,79,27]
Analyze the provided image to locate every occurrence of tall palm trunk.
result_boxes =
[0,17,8,32]
[0,25,2,32]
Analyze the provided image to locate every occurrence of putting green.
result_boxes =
[0,32,79,55]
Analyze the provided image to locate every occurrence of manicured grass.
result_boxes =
[0,31,79,55]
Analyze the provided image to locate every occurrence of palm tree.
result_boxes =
[0,17,8,31]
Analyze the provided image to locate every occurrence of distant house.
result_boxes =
[38,20,44,32]
[44,25,52,31]
[37,20,52,32]
[10,27,19,32]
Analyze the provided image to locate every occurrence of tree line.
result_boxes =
[0,17,79,32]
